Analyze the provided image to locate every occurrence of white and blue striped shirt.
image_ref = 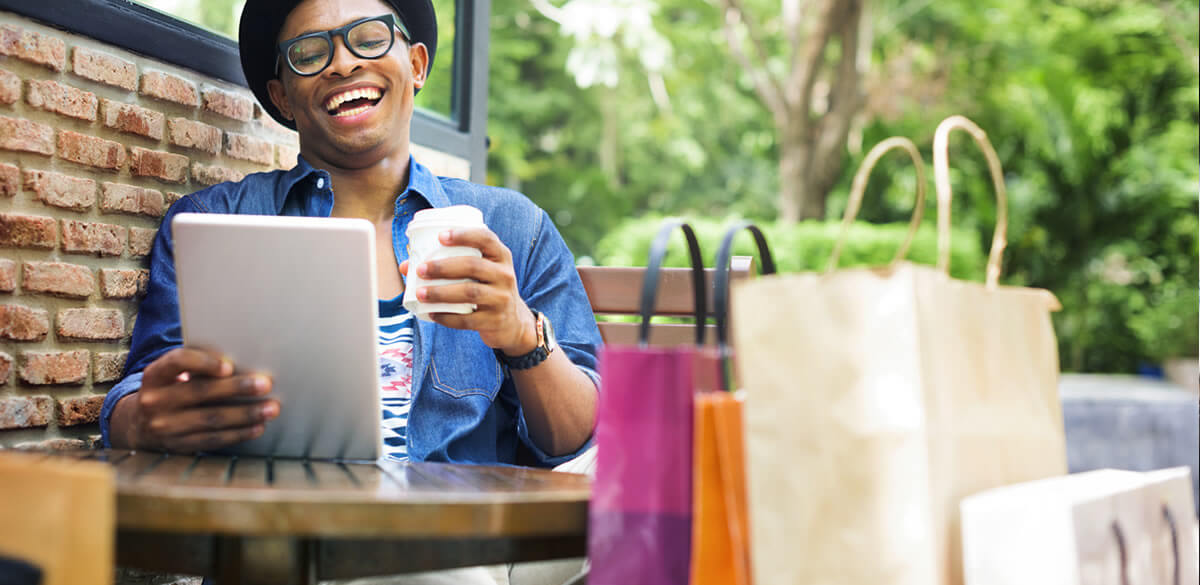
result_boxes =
[378,294,415,461]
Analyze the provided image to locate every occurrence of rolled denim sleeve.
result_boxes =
[510,208,603,466]
[100,371,142,447]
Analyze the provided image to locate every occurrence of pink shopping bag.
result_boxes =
[589,219,707,585]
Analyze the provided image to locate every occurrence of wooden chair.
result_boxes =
[577,256,755,347]
[0,452,114,585]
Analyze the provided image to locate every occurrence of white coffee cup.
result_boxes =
[402,205,485,321]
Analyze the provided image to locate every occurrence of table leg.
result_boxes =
[215,535,316,585]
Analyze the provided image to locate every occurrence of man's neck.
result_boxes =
[319,148,412,224]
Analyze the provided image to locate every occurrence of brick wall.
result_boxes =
[0,11,470,449]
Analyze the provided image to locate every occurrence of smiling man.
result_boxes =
[102,0,601,476]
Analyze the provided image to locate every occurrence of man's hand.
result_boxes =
[398,227,537,355]
[111,347,279,453]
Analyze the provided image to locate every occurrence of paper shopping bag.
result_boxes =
[961,467,1197,585]
[589,220,707,585]
[731,119,1068,585]
[690,222,777,585]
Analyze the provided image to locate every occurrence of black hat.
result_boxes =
[239,0,437,130]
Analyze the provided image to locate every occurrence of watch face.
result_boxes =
[542,312,557,350]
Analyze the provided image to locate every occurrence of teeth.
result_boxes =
[333,103,373,118]
[324,87,383,112]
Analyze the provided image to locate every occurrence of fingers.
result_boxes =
[140,372,272,412]
[145,400,280,440]
[437,228,511,263]
[142,347,232,388]
[161,423,268,454]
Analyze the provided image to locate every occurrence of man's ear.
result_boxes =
[409,42,429,89]
[266,78,294,120]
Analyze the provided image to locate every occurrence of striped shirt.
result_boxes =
[378,294,415,462]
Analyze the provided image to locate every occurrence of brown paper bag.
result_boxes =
[961,467,1197,585]
[731,118,1068,585]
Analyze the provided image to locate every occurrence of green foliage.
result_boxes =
[486,0,1197,372]
[592,216,987,282]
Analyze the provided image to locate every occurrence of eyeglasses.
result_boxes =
[276,14,411,77]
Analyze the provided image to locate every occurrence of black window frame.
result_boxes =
[0,0,490,182]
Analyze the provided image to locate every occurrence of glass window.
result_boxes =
[133,0,455,119]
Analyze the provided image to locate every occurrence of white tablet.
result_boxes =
[172,213,382,461]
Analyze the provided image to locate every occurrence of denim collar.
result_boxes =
[277,153,451,214]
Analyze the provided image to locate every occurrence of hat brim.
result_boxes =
[239,0,437,130]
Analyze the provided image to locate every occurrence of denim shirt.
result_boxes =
[100,156,602,467]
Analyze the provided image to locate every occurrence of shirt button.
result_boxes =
[316,178,325,189]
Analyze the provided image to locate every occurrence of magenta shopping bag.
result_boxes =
[589,220,707,585]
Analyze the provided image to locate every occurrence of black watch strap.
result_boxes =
[495,310,554,370]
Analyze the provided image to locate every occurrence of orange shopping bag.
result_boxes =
[690,221,775,585]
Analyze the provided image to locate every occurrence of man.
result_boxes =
[101,0,601,473]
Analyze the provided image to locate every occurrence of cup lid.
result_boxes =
[409,205,483,228]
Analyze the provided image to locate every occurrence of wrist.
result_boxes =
[499,308,539,357]
[111,393,143,450]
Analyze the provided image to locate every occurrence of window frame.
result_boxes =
[0,0,490,182]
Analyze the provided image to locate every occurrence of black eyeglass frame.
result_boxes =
[276,13,412,77]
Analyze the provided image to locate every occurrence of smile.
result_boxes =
[324,86,385,118]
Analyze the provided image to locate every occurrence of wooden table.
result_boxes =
[58,449,590,584]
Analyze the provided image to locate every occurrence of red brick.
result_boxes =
[0,115,53,155]
[167,117,221,154]
[0,352,10,384]
[57,307,124,340]
[0,259,14,292]
[129,227,156,258]
[139,71,198,107]
[57,131,126,171]
[71,47,137,91]
[0,25,66,72]
[26,79,98,121]
[191,162,244,186]
[0,395,53,428]
[0,214,56,249]
[201,87,254,121]
[101,99,164,141]
[0,68,19,105]
[23,169,96,211]
[100,268,148,299]
[22,261,94,298]
[94,351,127,383]
[100,183,164,218]
[225,132,273,165]
[56,394,105,426]
[130,147,188,183]
[61,219,126,257]
[0,304,49,341]
[0,163,17,197]
[277,145,300,169]
[19,351,89,385]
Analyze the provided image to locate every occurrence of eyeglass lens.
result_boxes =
[287,19,395,75]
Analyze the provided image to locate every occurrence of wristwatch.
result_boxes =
[496,309,557,370]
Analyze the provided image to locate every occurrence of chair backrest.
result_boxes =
[577,256,755,347]
[0,452,114,585]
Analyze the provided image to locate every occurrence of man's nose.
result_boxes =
[324,36,361,77]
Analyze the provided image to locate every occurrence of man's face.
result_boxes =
[266,0,429,169]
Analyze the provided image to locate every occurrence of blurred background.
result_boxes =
[137,0,1198,378]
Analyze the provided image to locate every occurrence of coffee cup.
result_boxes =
[402,205,485,321]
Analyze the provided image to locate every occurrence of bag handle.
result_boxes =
[713,221,777,390]
[639,219,707,347]
[827,136,928,272]
[1163,504,1181,585]
[1111,521,1131,585]
[933,115,1008,288]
